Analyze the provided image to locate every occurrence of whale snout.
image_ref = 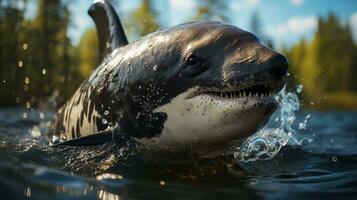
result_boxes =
[265,53,289,80]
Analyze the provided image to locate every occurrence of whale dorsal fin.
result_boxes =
[88,0,128,63]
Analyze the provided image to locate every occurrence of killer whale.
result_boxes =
[50,0,288,147]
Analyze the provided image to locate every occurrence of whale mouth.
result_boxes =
[194,82,284,100]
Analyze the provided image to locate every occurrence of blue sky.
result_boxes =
[26,0,357,48]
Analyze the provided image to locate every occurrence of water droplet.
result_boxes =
[24,77,30,85]
[160,180,165,186]
[153,65,158,71]
[30,126,41,138]
[102,119,108,124]
[22,112,27,119]
[51,135,61,144]
[104,110,109,116]
[24,187,31,197]
[18,61,23,68]
[296,84,303,93]
[23,43,28,50]
[42,69,47,75]
[298,122,306,129]
[332,156,338,162]
[39,112,45,119]
[96,173,123,180]
[25,102,31,109]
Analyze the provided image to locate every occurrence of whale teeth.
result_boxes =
[203,83,276,99]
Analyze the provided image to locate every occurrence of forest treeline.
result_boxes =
[0,0,79,107]
[1,0,357,109]
[284,13,357,109]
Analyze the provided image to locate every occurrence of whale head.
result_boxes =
[116,21,288,147]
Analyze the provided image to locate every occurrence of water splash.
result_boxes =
[233,128,290,161]
[234,84,310,162]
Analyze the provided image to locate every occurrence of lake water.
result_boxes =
[0,92,357,199]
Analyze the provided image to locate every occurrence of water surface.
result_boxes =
[0,107,356,200]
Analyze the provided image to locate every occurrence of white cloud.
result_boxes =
[267,16,317,37]
[245,0,260,7]
[350,12,357,42]
[169,0,196,11]
[230,1,242,12]
[290,0,304,7]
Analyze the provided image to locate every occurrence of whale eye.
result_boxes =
[186,54,199,66]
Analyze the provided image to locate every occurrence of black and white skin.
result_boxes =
[50,0,288,149]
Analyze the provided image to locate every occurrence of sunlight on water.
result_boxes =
[234,84,311,162]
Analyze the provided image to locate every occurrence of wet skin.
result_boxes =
[51,13,288,148]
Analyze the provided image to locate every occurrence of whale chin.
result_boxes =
[149,85,280,149]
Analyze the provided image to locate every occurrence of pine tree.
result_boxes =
[286,13,357,108]
[77,28,99,78]
[127,0,159,37]
[0,0,27,105]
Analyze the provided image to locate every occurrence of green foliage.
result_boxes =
[126,0,159,37]
[285,13,357,109]
[76,28,98,78]
[192,0,229,22]
[0,0,81,107]
[0,0,29,105]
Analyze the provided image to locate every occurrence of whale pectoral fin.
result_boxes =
[53,126,129,147]
[54,129,113,146]
[88,0,128,63]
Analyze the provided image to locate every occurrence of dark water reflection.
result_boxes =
[0,108,356,200]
